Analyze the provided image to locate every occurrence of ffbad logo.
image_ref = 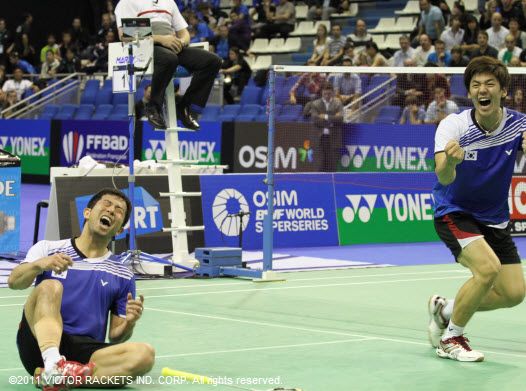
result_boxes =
[212,188,250,236]
[62,131,85,164]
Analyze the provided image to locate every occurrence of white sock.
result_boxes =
[442,320,464,340]
[42,347,61,374]
[441,299,454,320]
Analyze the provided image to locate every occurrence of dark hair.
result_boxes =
[450,15,461,23]
[365,41,379,52]
[478,30,489,39]
[464,56,510,91]
[434,39,445,46]
[451,45,462,54]
[86,188,132,228]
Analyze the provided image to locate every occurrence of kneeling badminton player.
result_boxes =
[8,188,155,389]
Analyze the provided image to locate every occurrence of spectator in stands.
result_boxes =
[40,50,60,79]
[347,19,372,55]
[289,72,326,105]
[470,30,498,59]
[508,88,526,113]
[2,67,32,100]
[359,41,387,67]
[7,51,35,75]
[256,0,295,39]
[96,13,117,44]
[229,9,251,51]
[306,0,340,21]
[321,24,346,66]
[59,31,77,59]
[425,86,458,124]
[461,15,479,55]
[308,83,343,172]
[71,17,90,52]
[508,17,526,48]
[211,25,229,60]
[487,12,509,50]
[86,30,115,74]
[15,13,32,41]
[331,56,361,105]
[393,35,415,67]
[479,0,497,30]
[307,24,328,65]
[188,13,214,42]
[0,89,7,112]
[499,33,522,64]
[58,48,81,74]
[418,0,445,41]
[498,0,525,28]
[440,15,464,51]
[251,0,276,35]
[2,89,19,117]
[135,84,151,120]
[422,63,450,106]
[15,33,36,66]
[450,1,468,28]
[0,19,14,67]
[0,67,6,89]
[219,47,252,104]
[232,0,250,19]
[394,59,426,106]
[449,45,469,66]
[399,95,426,125]
[427,39,451,66]
[413,34,435,66]
[39,34,59,64]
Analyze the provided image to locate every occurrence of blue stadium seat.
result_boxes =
[218,104,241,121]
[255,111,268,122]
[84,79,100,91]
[112,92,128,105]
[199,105,221,121]
[39,104,59,120]
[95,88,112,105]
[107,104,128,120]
[291,53,311,64]
[80,89,98,104]
[375,105,401,124]
[74,104,95,120]
[236,104,261,121]
[277,104,302,122]
[450,74,467,96]
[91,104,113,120]
[54,104,78,120]
[364,74,393,103]
[240,86,263,105]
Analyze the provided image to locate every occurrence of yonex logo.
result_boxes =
[144,140,165,160]
[342,194,377,223]
[0,136,7,150]
[341,145,370,168]
[212,188,250,236]
[62,131,85,164]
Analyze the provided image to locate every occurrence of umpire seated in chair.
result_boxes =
[115,0,222,130]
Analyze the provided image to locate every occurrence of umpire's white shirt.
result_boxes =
[115,0,188,31]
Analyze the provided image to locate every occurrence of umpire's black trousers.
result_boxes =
[151,45,222,108]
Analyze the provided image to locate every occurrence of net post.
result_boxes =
[263,67,276,271]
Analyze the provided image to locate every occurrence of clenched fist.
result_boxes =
[444,140,464,165]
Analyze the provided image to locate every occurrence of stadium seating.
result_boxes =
[236,104,262,121]
[39,104,60,120]
[74,104,95,120]
[375,105,401,124]
[218,104,242,121]
[91,104,113,120]
[200,105,221,121]
[54,104,78,120]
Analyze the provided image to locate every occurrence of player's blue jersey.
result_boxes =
[433,108,525,224]
[23,239,135,342]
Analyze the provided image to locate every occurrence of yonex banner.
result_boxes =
[0,119,51,175]
[339,124,435,173]
[200,173,339,249]
[0,151,20,253]
[60,120,129,166]
[74,186,163,240]
[334,173,439,245]
[141,120,221,164]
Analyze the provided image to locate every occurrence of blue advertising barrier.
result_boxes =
[141,120,222,164]
[60,120,129,166]
[0,152,21,253]
[339,124,436,172]
[200,173,339,249]
[74,186,163,240]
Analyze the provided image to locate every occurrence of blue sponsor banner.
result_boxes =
[74,186,163,240]
[60,120,129,166]
[0,167,21,252]
[200,173,339,249]
[0,119,51,175]
[141,120,221,164]
[339,124,436,172]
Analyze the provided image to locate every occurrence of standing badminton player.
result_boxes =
[8,188,155,389]
[429,56,526,362]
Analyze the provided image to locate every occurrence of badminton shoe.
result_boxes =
[427,294,448,348]
[436,335,484,362]
[34,357,95,390]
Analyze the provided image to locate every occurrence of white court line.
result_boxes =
[144,275,468,299]
[0,303,23,307]
[156,337,376,359]
[146,307,526,360]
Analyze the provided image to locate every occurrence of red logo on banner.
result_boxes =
[509,177,526,219]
